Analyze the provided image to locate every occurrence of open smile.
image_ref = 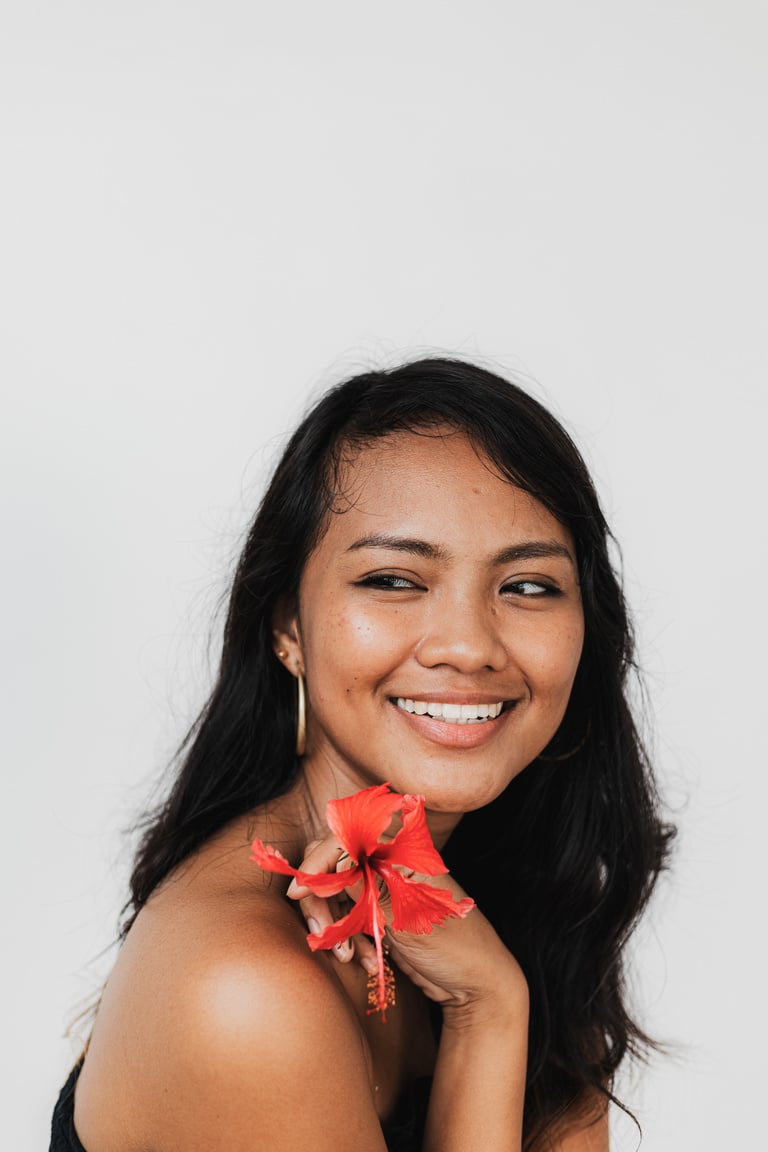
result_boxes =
[394,697,506,724]
[389,696,516,749]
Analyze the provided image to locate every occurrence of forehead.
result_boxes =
[320,430,571,550]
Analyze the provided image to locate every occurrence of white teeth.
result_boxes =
[395,698,505,724]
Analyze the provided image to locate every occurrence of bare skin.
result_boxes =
[75,431,609,1151]
[76,805,439,1151]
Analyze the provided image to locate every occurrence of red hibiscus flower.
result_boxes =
[250,783,475,1017]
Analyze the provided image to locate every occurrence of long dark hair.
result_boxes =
[128,357,674,1147]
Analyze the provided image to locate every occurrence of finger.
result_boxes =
[286,835,349,897]
[283,836,359,963]
[293,890,356,962]
[351,933,378,977]
[297,884,353,932]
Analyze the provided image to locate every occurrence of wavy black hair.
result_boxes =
[127,357,674,1147]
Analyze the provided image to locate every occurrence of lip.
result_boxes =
[389,697,515,749]
[389,692,512,705]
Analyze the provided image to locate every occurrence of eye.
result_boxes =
[502,579,560,597]
[356,573,420,590]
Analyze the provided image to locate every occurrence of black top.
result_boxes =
[50,1059,429,1152]
[49,1061,82,1152]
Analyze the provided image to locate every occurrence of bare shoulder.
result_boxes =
[153,917,385,1150]
[77,885,387,1152]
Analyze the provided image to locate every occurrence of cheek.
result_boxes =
[523,618,584,696]
[306,605,408,679]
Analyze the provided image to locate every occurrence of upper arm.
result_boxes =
[142,945,389,1152]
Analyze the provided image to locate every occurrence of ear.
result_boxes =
[272,595,303,676]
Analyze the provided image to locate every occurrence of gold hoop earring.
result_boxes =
[296,672,306,757]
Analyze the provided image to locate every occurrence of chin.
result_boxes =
[403,774,514,817]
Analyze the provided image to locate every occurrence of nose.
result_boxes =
[414,594,508,673]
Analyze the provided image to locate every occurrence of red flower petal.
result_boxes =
[373,793,448,876]
[250,839,360,897]
[325,783,403,861]
[377,862,475,934]
[305,889,373,951]
[249,840,296,876]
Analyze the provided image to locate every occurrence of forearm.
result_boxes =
[424,991,529,1152]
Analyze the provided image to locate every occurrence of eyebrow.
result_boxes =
[346,533,575,567]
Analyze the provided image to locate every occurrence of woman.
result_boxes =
[51,357,673,1151]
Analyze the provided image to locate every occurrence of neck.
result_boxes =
[259,757,463,861]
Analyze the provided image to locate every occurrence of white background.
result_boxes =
[2,3,766,1149]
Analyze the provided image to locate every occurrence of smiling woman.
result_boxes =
[51,358,674,1152]
[283,432,584,813]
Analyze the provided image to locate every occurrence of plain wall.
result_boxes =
[2,3,766,1148]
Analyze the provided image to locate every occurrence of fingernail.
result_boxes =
[307,918,320,935]
[362,955,378,975]
[334,940,349,956]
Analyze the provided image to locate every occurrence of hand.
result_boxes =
[286,834,363,966]
[286,831,528,1017]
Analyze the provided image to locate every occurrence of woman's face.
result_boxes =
[276,430,584,824]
